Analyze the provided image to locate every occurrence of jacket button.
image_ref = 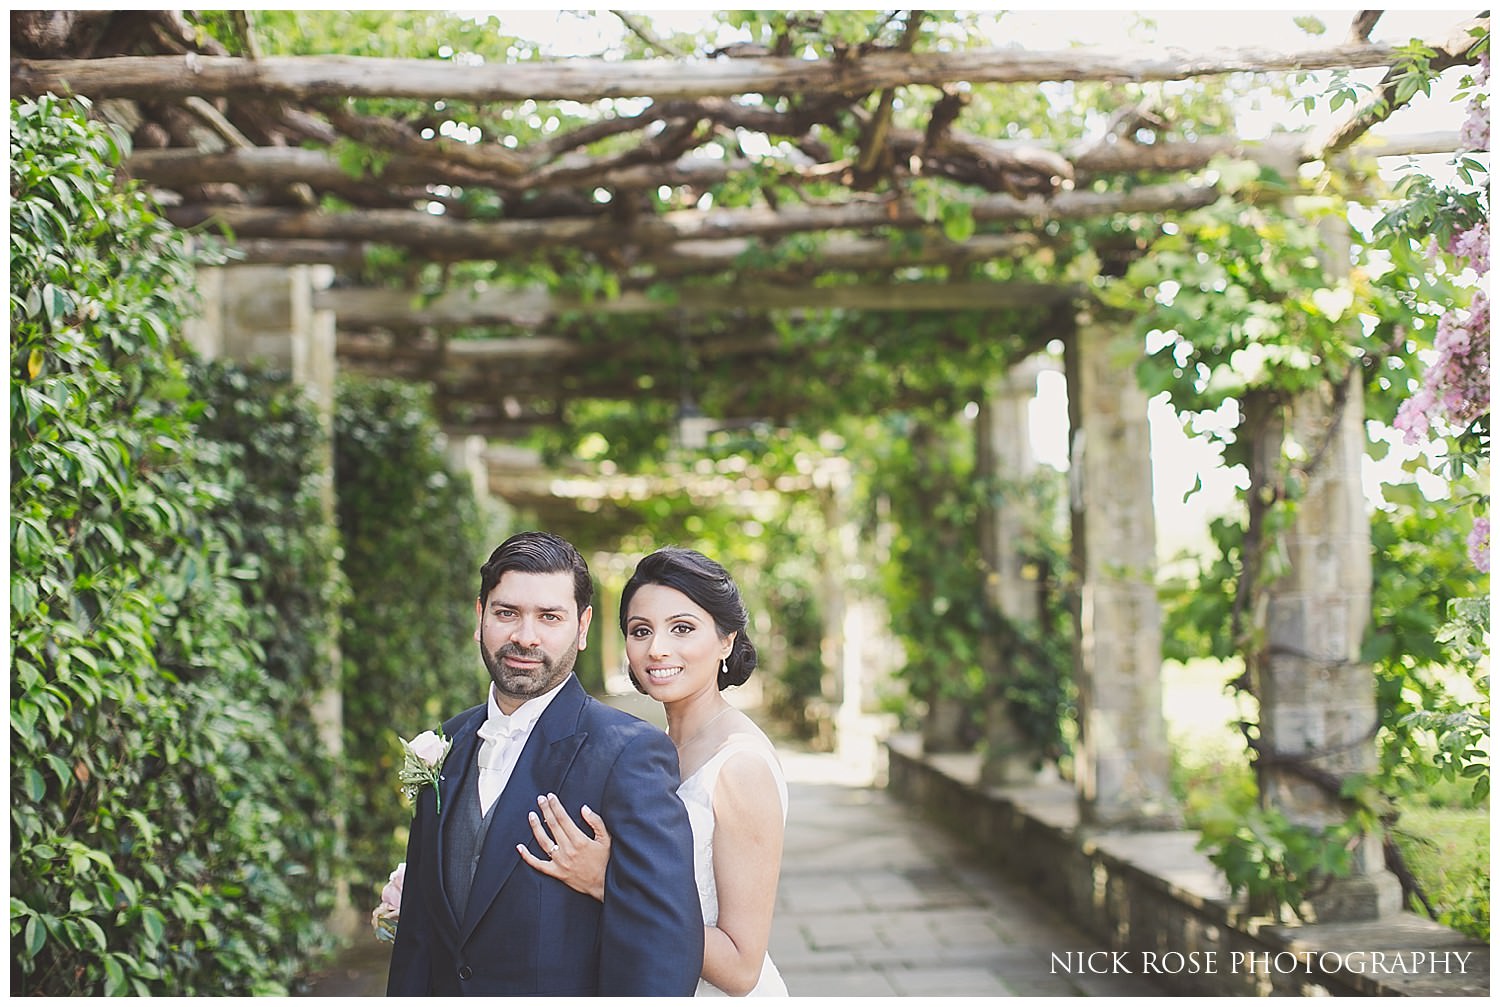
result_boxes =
[458,965,473,981]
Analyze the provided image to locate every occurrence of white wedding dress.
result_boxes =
[677,738,789,997]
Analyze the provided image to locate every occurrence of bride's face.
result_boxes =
[624,583,733,702]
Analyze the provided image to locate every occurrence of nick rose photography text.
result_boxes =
[1049,950,1475,976]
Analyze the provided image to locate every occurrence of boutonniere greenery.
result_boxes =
[398,728,450,813]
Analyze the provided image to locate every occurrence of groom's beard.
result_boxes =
[482,640,578,703]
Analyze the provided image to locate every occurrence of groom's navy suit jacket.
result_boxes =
[386,675,703,995]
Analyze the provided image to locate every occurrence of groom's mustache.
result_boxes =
[497,644,547,664]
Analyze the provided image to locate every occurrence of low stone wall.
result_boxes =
[886,735,1489,997]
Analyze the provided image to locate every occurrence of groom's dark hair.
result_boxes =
[479,531,593,617]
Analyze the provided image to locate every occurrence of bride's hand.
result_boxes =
[517,792,611,901]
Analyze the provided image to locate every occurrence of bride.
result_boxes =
[518,547,788,996]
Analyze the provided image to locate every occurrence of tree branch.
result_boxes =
[611,10,692,58]
[1318,16,1488,158]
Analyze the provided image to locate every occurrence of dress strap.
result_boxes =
[696,739,789,821]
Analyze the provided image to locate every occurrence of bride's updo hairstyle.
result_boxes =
[619,546,758,691]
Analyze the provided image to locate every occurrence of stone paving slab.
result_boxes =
[300,744,1168,997]
[768,749,1169,998]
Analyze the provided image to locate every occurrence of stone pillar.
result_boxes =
[816,457,899,771]
[186,263,359,937]
[816,476,850,751]
[444,433,494,507]
[1065,311,1177,828]
[187,264,337,423]
[977,356,1053,786]
[1245,190,1403,919]
[1253,376,1402,920]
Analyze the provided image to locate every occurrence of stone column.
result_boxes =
[816,457,900,770]
[185,263,359,937]
[1065,311,1177,828]
[1236,156,1403,919]
[1245,191,1403,919]
[1252,376,1402,920]
[816,476,850,753]
[187,264,337,422]
[977,356,1053,785]
[444,434,492,506]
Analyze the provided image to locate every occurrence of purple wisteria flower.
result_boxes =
[1468,518,1490,574]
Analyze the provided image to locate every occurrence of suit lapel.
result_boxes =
[458,677,590,938]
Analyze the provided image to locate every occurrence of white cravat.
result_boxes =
[475,679,567,815]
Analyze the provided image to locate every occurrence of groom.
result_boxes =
[387,531,703,995]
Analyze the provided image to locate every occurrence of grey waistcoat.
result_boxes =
[442,771,503,923]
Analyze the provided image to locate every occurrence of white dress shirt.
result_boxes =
[475,678,567,815]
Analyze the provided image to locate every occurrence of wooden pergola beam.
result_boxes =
[318,278,1079,328]
[337,329,786,366]
[12,34,1462,103]
[638,232,1043,278]
[168,179,1220,258]
[178,127,1462,277]
[131,128,1463,198]
[205,130,1461,271]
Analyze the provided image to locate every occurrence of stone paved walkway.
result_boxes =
[300,740,1166,997]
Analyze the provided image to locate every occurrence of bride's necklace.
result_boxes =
[675,706,733,751]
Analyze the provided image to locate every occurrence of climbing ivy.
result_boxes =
[10,96,341,994]
[847,407,1074,755]
[333,376,509,888]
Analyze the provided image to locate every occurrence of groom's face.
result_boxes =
[476,570,594,714]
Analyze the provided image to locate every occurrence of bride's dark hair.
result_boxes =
[619,547,758,691]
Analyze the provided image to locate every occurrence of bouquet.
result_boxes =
[371,862,403,943]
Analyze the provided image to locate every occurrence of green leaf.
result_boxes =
[104,956,127,996]
[940,201,975,242]
[141,907,165,945]
[79,916,107,952]
[24,916,45,957]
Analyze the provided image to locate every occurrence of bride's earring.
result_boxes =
[717,657,729,687]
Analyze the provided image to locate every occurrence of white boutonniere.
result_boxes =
[398,729,450,813]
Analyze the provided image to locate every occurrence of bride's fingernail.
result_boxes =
[581,804,592,815]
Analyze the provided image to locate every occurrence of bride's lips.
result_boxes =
[644,666,683,682]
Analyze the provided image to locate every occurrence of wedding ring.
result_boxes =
[550,843,559,854]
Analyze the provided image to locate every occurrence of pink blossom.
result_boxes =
[407,730,448,767]
[1460,52,1490,151]
[1468,518,1490,574]
[1411,48,1491,578]
[382,862,405,911]
[1434,312,1470,356]
[1450,221,1489,275]
[1394,390,1435,443]
[1459,108,1489,151]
